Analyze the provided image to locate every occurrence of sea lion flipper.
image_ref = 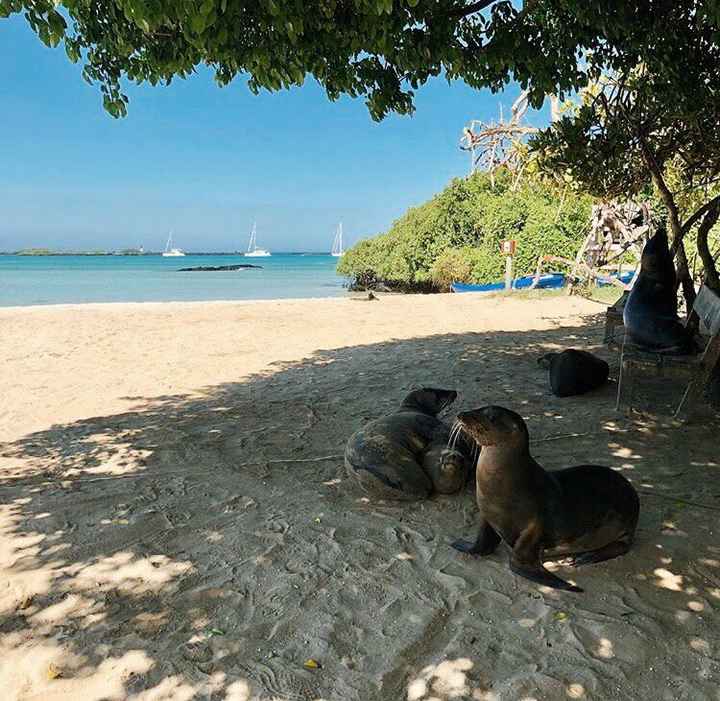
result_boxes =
[451,520,501,556]
[509,559,583,593]
[569,539,631,567]
[511,520,583,593]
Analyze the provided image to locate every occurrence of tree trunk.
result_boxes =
[639,137,696,311]
[697,203,720,294]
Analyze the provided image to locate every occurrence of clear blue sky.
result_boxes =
[1,15,550,253]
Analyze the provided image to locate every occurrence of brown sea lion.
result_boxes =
[344,388,473,501]
[451,406,639,592]
[623,227,697,354]
[537,349,610,397]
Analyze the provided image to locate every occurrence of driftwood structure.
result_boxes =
[532,200,651,292]
[459,91,546,188]
[460,94,648,290]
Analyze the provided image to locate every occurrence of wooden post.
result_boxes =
[505,255,514,290]
[501,240,517,290]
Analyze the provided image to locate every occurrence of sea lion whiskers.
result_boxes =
[447,420,465,452]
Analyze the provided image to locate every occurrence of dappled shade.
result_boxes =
[1,313,719,698]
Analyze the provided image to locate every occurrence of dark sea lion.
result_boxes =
[344,388,473,501]
[623,227,696,354]
[537,349,610,397]
[451,406,639,592]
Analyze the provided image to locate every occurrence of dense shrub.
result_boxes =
[337,171,593,291]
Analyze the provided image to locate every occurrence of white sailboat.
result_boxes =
[162,231,185,257]
[244,222,271,257]
[331,222,344,257]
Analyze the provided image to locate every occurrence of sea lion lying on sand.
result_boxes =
[345,388,473,501]
[451,406,639,592]
[623,227,697,354]
[537,349,609,397]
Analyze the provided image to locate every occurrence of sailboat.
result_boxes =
[244,222,271,257]
[331,222,344,257]
[162,231,185,257]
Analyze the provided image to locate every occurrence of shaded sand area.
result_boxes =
[1,293,719,700]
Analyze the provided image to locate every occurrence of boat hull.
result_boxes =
[451,273,565,293]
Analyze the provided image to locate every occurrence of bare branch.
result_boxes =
[449,1,497,18]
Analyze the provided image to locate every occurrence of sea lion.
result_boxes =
[537,349,610,397]
[344,388,473,501]
[623,227,696,354]
[451,406,639,592]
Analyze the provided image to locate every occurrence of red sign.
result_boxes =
[501,239,517,255]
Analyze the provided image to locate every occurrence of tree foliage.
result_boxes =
[6,1,711,121]
[337,171,592,290]
[527,5,720,299]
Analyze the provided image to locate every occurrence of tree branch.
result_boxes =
[449,1,497,18]
[638,135,696,309]
[696,202,720,293]
[680,193,720,237]
[639,136,681,239]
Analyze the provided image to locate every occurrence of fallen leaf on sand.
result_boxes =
[303,659,320,669]
[47,663,62,680]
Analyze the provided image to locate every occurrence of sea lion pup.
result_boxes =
[623,227,697,354]
[344,388,472,501]
[537,349,610,397]
[451,406,639,592]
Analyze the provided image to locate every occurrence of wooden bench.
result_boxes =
[611,285,720,420]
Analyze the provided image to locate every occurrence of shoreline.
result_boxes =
[0,288,603,314]
[0,293,353,313]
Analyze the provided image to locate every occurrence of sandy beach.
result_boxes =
[1,293,719,700]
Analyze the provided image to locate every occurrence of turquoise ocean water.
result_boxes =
[0,254,347,307]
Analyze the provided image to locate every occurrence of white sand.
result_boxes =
[0,293,718,700]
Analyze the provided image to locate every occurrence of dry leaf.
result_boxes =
[47,663,62,680]
[303,658,320,670]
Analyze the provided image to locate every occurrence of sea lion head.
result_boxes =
[400,388,458,416]
[641,226,676,283]
[455,405,529,448]
[537,352,558,369]
[423,443,468,494]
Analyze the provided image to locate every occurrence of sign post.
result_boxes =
[501,240,516,290]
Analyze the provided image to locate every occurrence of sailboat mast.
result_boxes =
[248,222,256,253]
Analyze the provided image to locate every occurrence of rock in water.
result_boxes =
[622,228,696,353]
[178,264,263,271]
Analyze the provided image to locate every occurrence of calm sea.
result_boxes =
[0,254,347,307]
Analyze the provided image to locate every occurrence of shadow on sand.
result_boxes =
[1,313,719,700]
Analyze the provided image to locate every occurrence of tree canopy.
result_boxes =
[529,5,720,300]
[3,1,708,119]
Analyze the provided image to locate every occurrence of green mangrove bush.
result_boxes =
[337,171,593,291]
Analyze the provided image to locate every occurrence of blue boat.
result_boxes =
[451,273,566,293]
[451,268,637,294]
[596,270,635,287]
